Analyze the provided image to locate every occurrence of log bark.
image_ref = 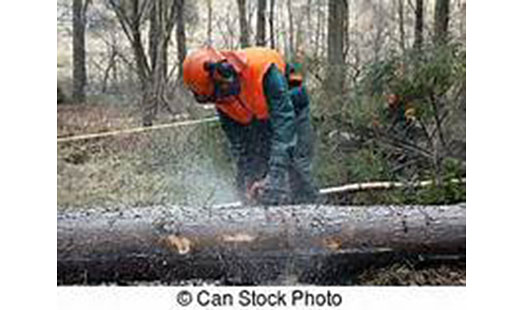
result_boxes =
[57,203,465,285]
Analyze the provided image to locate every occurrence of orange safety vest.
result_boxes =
[214,47,286,125]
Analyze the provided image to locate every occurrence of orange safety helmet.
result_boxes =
[182,47,225,96]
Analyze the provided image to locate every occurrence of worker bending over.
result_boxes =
[183,47,318,205]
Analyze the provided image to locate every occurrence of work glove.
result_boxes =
[246,177,268,204]
[247,171,289,206]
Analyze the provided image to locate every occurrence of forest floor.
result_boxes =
[102,260,466,286]
[57,103,465,286]
[355,260,465,286]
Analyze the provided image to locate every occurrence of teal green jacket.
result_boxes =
[218,64,314,204]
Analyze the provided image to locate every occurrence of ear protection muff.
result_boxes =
[204,61,236,82]
[204,61,240,99]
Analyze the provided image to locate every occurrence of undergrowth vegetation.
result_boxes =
[310,43,466,205]
[57,113,236,210]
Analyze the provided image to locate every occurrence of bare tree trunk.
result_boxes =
[342,0,349,62]
[143,0,167,126]
[269,0,275,49]
[314,2,322,58]
[434,0,450,45]
[128,0,153,126]
[414,0,424,50]
[72,0,88,103]
[143,0,171,126]
[175,0,186,82]
[325,0,347,94]
[148,1,167,88]
[237,0,250,48]
[148,2,158,72]
[458,1,466,42]
[101,47,117,93]
[307,0,312,45]
[255,0,266,46]
[206,0,213,44]
[286,0,294,57]
[397,0,406,53]
[108,0,179,126]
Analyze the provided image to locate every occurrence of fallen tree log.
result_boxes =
[57,203,465,285]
